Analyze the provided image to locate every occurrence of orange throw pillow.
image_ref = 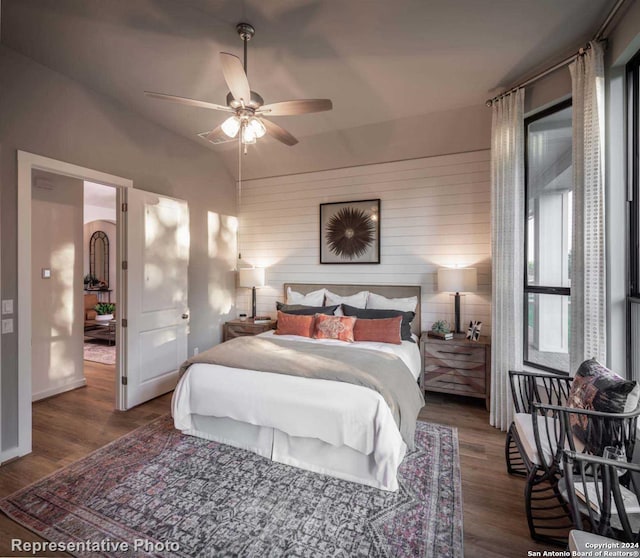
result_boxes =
[353,316,403,344]
[275,310,315,338]
[313,314,356,342]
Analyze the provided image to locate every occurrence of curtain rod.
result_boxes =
[485,0,628,107]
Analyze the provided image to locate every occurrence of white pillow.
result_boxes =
[325,290,369,308]
[366,292,418,313]
[286,287,326,306]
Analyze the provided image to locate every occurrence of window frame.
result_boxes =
[627,51,640,300]
[523,98,573,374]
[626,51,640,378]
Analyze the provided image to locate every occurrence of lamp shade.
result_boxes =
[238,267,265,288]
[437,267,477,293]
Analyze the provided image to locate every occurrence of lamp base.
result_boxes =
[251,286,257,319]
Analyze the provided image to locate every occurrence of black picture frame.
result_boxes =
[319,199,380,264]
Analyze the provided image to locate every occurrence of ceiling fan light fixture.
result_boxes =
[241,124,257,144]
[221,115,241,138]
[247,117,266,139]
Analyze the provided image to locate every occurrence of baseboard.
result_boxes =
[32,377,87,402]
[0,446,27,466]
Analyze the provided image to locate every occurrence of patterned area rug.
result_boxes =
[83,340,116,365]
[1,416,463,558]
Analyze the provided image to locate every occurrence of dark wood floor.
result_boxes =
[0,363,552,557]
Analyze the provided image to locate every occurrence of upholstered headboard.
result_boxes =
[283,283,421,337]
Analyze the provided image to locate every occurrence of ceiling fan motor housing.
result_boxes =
[226,90,264,110]
[236,23,255,41]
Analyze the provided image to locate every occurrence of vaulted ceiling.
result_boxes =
[1,0,614,164]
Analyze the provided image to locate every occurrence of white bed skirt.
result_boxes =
[181,414,406,491]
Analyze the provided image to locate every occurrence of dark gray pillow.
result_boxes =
[275,302,339,316]
[342,304,415,342]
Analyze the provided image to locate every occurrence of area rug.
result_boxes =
[0,416,463,558]
[83,340,116,365]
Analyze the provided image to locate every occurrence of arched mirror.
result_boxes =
[89,230,109,288]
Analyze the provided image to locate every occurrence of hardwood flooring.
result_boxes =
[0,365,552,557]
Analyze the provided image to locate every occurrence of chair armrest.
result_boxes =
[534,401,640,419]
[564,449,640,473]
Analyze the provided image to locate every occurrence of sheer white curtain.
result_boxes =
[490,89,525,431]
[569,41,606,373]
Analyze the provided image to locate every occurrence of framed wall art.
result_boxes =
[466,320,483,342]
[320,199,380,264]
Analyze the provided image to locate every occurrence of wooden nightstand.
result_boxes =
[420,333,491,410]
[223,319,275,341]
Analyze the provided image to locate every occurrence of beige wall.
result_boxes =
[238,150,492,334]
[31,171,85,400]
[0,45,237,452]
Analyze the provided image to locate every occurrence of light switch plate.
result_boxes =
[1,299,13,315]
[2,319,13,334]
[42,268,51,279]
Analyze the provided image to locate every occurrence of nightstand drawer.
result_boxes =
[423,358,485,377]
[423,344,485,363]
[424,369,486,396]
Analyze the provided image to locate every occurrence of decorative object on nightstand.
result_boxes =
[437,267,477,334]
[466,320,482,341]
[420,332,491,410]
[223,318,275,341]
[429,319,453,340]
[238,267,266,319]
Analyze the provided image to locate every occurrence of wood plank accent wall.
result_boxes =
[237,149,492,335]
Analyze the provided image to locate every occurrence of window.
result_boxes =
[524,100,573,373]
[627,51,640,380]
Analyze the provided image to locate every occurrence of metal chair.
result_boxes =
[563,449,640,548]
[506,370,572,478]
[506,370,640,545]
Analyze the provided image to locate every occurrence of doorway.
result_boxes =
[17,152,131,458]
[17,151,190,459]
[82,182,117,373]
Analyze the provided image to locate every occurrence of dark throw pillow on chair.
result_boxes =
[568,359,640,452]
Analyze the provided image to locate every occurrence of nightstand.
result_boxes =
[420,334,491,410]
[223,319,275,341]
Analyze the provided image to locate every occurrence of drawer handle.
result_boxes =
[438,350,473,356]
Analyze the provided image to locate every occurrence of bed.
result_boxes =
[172,284,424,491]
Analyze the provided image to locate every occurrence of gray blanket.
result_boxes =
[179,336,425,449]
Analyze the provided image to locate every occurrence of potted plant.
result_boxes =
[94,302,115,322]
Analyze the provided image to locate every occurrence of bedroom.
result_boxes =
[0,0,639,556]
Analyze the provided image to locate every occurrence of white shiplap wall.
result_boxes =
[237,149,492,335]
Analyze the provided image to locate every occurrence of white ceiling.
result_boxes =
[1,0,614,152]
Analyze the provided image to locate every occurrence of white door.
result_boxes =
[122,189,189,409]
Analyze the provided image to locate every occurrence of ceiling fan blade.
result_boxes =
[261,118,298,146]
[220,52,251,104]
[144,91,231,112]
[259,99,333,116]
[197,125,234,145]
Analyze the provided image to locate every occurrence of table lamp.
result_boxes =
[437,267,477,334]
[238,267,265,319]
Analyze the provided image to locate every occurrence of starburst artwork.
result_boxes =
[320,200,380,263]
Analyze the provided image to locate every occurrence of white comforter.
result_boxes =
[172,332,422,490]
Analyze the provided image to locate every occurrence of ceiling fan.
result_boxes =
[145,22,333,147]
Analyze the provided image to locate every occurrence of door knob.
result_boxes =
[182,313,189,319]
